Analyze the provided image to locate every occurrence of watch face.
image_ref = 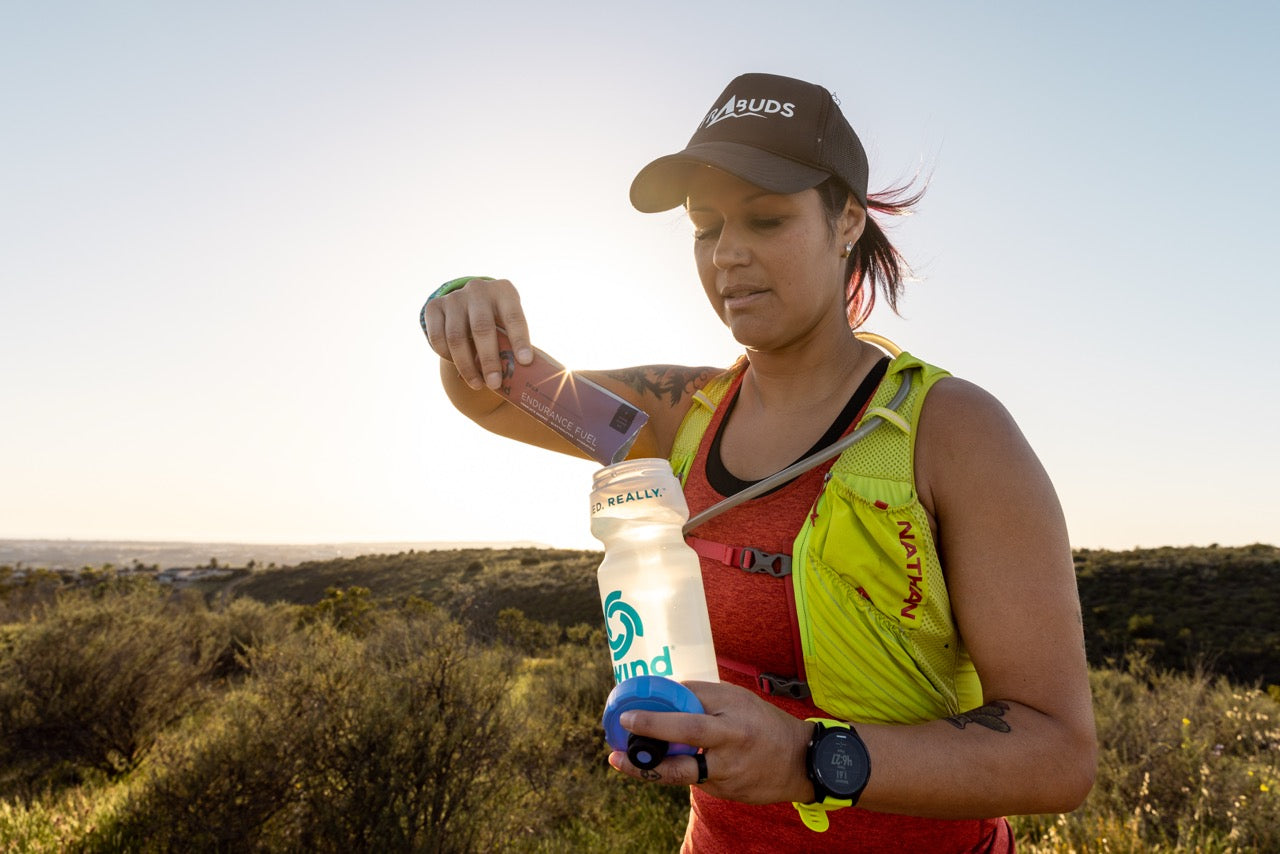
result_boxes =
[812,729,869,799]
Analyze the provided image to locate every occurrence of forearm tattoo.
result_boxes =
[605,365,718,408]
[945,701,1012,733]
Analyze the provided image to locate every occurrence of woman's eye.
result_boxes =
[692,217,782,241]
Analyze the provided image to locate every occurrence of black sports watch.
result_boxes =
[792,718,871,832]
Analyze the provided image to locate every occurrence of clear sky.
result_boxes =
[2,1,1277,552]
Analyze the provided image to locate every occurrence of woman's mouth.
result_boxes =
[721,288,768,311]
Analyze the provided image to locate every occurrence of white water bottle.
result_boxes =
[589,458,719,685]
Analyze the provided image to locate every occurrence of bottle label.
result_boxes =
[591,486,667,516]
[604,589,674,683]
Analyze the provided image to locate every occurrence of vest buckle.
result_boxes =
[758,673,811,700]
[738,549,792,577]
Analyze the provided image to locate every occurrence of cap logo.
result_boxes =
[701,93,796,129]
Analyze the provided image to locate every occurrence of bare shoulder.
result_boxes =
[914,374,1066,550]
[915,377,1033,495]
[918,375,1021,444]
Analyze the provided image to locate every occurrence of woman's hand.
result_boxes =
[421,277,533,390]
[608,680,814,805]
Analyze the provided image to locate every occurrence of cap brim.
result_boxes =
[630,142,831,213]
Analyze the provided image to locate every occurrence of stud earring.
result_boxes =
[841,242,854,259]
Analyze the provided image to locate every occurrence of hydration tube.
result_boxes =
[851,330,901,356]
[681,364,917,536]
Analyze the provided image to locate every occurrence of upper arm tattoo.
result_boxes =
[605,365,719,409]
[945,701,1012,733]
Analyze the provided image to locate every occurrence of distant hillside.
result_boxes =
[1074,543,1280,685]
[224,542,1280,688]
[7,541,1277,687]
[231,546,604,634]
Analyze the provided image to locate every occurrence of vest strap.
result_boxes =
[861,405,910,434]
[689,534,810,696]
[717,656,811,699]
[686,536,792,577]
[759,673,812,700]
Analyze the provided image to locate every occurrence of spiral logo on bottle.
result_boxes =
[604,590,643,662]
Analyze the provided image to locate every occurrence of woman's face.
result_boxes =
[685,167,864,352]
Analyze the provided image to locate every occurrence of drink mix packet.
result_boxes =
[492,328,648,465]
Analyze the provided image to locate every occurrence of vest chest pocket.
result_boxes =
[807,475,930,632]
[797,475,980,719]
[798,534,952,725]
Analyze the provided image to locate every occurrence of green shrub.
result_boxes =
[0,569,65,623]
[500,634,690,853]
[496,607,560,655]
[101,609,527,852]
[296,585,377,637]
[206,596,297,681]
[0,586,220,793]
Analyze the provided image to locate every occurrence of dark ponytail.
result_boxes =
[817,177,926,329]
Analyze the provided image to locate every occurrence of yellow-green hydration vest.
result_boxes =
[670,352,984,725]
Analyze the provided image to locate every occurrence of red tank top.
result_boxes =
[679,370,1014,854]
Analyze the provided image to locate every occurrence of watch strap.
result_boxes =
[793,797,853,832]
[792,718,867,833]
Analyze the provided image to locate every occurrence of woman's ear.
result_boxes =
[839,196,867,246]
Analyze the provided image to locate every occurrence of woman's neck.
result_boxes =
[738,323,878,414]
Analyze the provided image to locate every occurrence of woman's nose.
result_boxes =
[712,225,748,270]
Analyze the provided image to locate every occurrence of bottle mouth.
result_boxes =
[591,457,675,491]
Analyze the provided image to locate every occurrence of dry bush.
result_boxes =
[295,585,377,637]
[1013,657,1280,852]
[502,625,691,853]
[0,585,221,793]
[496,607,561,655]
[98,609,527,852]
[206,595,297,680]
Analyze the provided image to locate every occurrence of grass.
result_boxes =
[0,774,133,852]
[1011,658,1279,852]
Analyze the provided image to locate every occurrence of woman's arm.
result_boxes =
[610,377,1096,818]
[423,277,721,459]
[861,375,1097,816]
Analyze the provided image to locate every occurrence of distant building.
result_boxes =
[156,568,236,584]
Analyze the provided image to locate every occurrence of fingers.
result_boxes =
[608,748,708,788]
[607,681,814,805]
[422,278,532,391]
[620,709,715,750]
[612,681,739,747]
[493,288,533,367]
[606,707,711,788]
[462,304,505,391]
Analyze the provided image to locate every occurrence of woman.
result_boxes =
[423,73,1096,852]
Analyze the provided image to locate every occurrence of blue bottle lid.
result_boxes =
[602,675,703,766]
